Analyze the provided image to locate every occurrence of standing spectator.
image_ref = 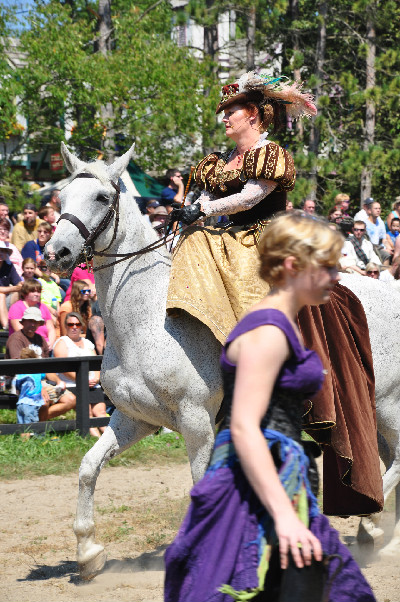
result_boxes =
[0,242,22,328]
[339,220,381,274]
[335,193,351,217]
[11,203,41,252]
[365,263,380,279]
[14,348,48,426]
[161,168,184,211]
[385,197,400,231]
[285,200,293,211]
[59,280,92,336]
[365,201,386,245]
[302,199,316,215]
[45,189,61,221]
[38,206,57,232]
[8,279,56,346]
[0,218,23,275]
[53,312,107,438]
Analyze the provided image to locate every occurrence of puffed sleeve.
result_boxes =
[194,153,223,191]
[243,143,295,192]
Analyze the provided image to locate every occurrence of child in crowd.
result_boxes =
[38,259,62,329]
[38,206,56,232]
[384,216,400,259]
[15,348,47,424]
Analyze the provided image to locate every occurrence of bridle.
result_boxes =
[57,172,174,272]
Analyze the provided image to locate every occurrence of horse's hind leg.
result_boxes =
[73,410,156,580]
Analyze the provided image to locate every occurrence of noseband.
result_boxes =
[57,172,174,272]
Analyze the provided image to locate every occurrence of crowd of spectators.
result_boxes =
[292,193,400,285]
[0,194,107,434]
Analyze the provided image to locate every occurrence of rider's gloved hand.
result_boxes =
[168,203,206,227]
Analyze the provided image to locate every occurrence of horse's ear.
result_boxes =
[61,142,86,174]
[108,143,135,181]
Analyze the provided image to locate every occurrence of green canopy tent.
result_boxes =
[127,161,164,198]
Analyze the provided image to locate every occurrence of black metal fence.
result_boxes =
[0,355,109,437]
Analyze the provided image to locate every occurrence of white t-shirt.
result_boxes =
[53,336,96,386]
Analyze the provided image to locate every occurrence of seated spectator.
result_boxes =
[379,256,400,283]
[385,197,400,231]
[384,217,400,259]
[335,193,351,217]
[143,200,161,224]
[6,306,50,359]
[37,260,62,328]
[365,262,380,279]
[59,280,92,336]
[63,262,94,301]
[150,206,168,237]
[11,203,41,252]
[286,200,294,212]
[53,312,107,438]
[302,199,316,215]
[161,168,184,211]
[0,242,22,329]
[8,279,56,347]
[0,201,14,232]
[328,206,343,225]
[21,221,52,263]
[21,257,36,281]
[0,218,23,275]
[38,206,56,232]
[340,220,381,275]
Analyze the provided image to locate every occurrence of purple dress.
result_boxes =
[164,310,376,602]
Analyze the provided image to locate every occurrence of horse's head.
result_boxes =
[45,142,135,273]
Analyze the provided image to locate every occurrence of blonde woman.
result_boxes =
[165,213,376,602]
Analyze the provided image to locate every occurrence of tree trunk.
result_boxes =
[98,0,115,161]
[290,0,303,139]
[308,0,327,200]
[202,0,219,156]
[246,5,256,71]
[360,18,375,204]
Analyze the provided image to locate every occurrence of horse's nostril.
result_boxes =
[58,247,71,258]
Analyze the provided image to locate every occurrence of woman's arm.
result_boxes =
[46,318,56,348]
[199,179,278,218]
[9,318,23,333]
[230,325,322,570]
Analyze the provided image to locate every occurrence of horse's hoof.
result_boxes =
[378,540,400,560]
[357,521,384,547]
[79,549,107,581]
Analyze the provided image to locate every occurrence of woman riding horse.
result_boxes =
[167,71,383,517]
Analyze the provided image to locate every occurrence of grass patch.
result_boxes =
[0,431,187,481]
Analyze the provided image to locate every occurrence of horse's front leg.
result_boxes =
[74,410,156,579]
[179,405,216,483]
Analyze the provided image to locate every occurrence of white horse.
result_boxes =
[45,144,400,579]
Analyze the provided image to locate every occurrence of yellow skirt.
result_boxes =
[167,225,269,344]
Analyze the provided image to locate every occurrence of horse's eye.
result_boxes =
[97,194,109,203]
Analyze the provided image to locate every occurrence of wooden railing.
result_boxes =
[0,356,109,437]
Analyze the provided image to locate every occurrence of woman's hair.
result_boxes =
[37,221,53,234]
[258,212,344,286]
[70,280,90,326]
[20,278,42,299]
[365,262,380,273]
[64,311,84,328]
[327,205,342,220]
[0,218,11,232]
[22,257,36,269]
[241,96,286,133]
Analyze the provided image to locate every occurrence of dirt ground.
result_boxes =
[0,460,399,602]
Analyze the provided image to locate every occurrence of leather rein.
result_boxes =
[57,172,173,273]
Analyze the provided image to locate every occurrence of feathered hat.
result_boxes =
[215,71,317,120]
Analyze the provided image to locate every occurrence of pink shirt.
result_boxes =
[5,242,23,276]
[64,265,95,301]
[8,300,52,342]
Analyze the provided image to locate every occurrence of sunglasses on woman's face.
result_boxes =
[80,289,91,294]
[367,270,379,275]
[67,322,82,328]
